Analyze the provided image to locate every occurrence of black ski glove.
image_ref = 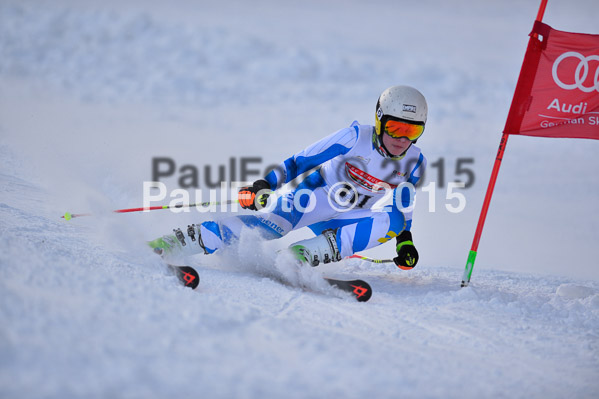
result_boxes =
[393,230,419,270]
[238,179,271,210]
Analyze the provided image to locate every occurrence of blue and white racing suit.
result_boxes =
[198,121,426,258]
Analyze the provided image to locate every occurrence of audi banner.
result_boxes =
[504,21,599,140]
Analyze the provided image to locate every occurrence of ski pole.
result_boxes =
[348,254,395,264]
[62,200,240,220]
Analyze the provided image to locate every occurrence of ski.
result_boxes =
[167,264,200,290]
[162,263,369,300]
[324,278,372,302]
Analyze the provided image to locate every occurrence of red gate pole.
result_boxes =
[461,0,549,287]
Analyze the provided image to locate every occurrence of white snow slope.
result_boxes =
[1,1,598,398]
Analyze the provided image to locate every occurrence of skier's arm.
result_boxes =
[238,124,359,210]
[238,124,359,209]
[263,125,359,191]
[398,152,427,231]
[393,152,426,269]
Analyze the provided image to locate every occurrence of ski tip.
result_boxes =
[352,281,372,302]
[169,265,200,290]
[325,278,372,302]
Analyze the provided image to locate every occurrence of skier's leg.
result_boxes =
[150,171,332,257]
[290,202,406,265]
[335,206,406,257]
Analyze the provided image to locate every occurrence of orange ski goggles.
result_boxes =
[384,119,425,141]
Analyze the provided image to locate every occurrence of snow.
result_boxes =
[1,0,598,398]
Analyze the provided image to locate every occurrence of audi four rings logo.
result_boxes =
[552,51,599,93]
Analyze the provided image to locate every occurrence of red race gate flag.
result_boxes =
[462,1,598,288]
[504,21,599,139]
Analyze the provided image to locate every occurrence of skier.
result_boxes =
[150,85,427,270]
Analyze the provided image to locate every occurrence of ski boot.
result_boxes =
[148,224,208,257]
[290,229,341,266]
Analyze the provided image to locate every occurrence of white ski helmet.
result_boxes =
[375,85,428,142]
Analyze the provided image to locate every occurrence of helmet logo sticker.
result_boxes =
[403,104,417,113]
[377,107,383,119]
